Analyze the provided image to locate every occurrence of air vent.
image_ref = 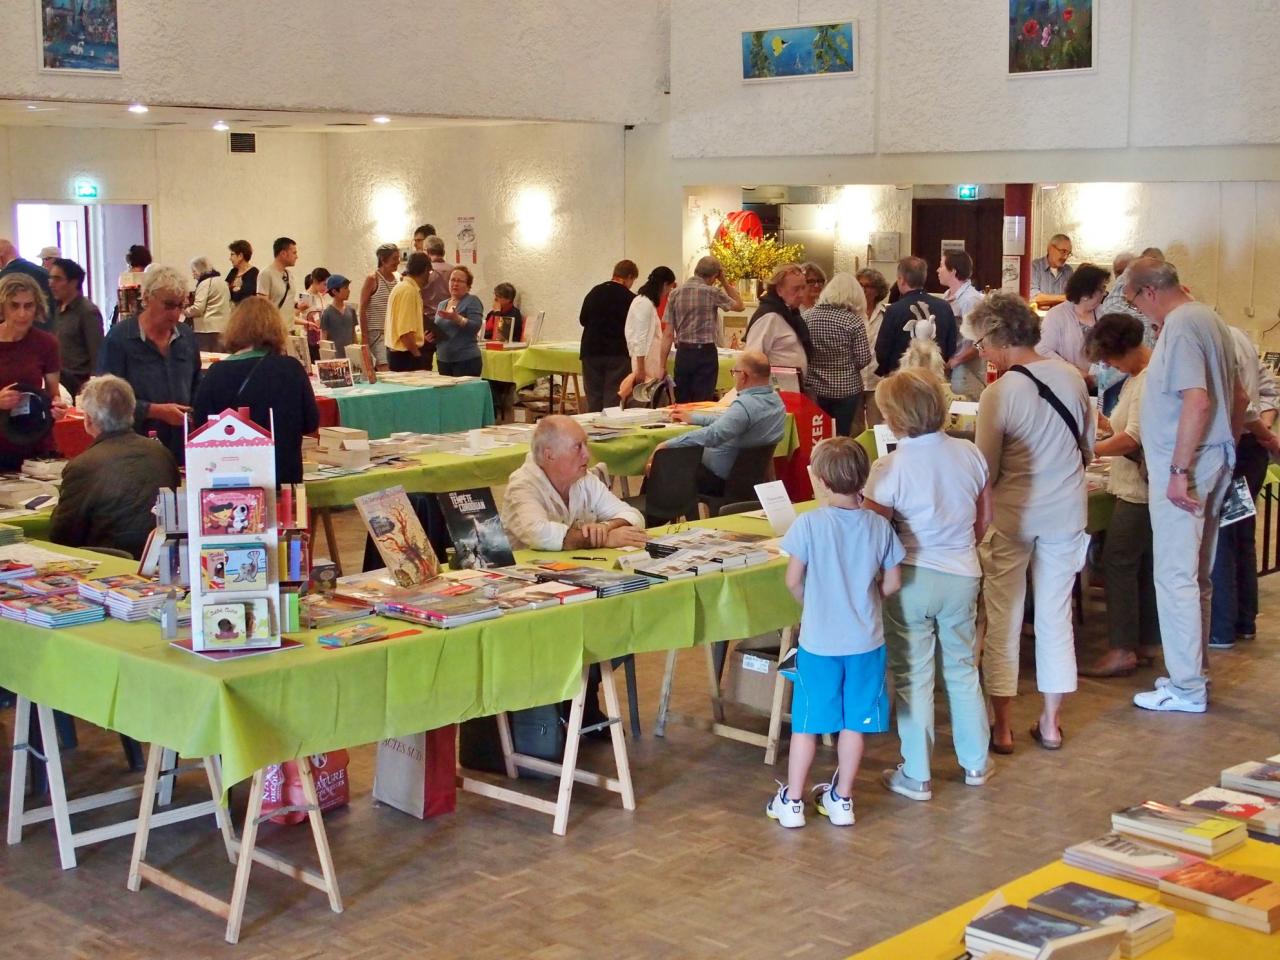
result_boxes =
[228,132,256,154]
[148,121,183,126]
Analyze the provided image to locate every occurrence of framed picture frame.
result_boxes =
[741,21,858,83]
[1008,1,1095,77]
[37,0,120,75]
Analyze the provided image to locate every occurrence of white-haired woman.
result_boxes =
[805,272,873,435]
[184,256,231,352]
[98,265,201,463]
[50,374,178,559]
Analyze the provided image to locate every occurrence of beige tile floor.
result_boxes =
[1,508,1276,959]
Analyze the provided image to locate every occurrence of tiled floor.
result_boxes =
[1,509,1277,959]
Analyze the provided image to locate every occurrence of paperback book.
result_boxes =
[1222,760,1280,799]
[964,905,1089,959]
[436,488,515,569]
[378,594,502,628]
[354,486,440,587]
[1157,860,1280,933]
[1111,800,1246,856]
[1028,882,1175,957]
[1181,785,1280,837]
[1063,833,1205,888]
[199,487,267,536]
[16,572,86,596]
[200,542,270,592]
[318,621,389,648]
[24,595,106,628]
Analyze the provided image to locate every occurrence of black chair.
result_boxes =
[624,444,703,526]
[718,500,761,517]
[699,445,777,518]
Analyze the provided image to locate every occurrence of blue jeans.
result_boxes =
[883,565,987,779]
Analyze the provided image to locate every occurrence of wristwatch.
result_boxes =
[1169,465,1189,476]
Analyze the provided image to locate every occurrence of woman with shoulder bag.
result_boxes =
[1079,313,1161,678]
[970,293,1093,755]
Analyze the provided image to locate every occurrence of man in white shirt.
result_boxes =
[500,415,647,551]
[257,236,298,325]
[938,250,986,399]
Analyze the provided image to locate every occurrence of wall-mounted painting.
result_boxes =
[1009,1,1094,76]
[741,22,857,82]
[38,0,120,74]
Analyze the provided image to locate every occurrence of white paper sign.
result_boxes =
[753,480,796,535]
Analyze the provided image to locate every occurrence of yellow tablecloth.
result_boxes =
[849,840,1280,959]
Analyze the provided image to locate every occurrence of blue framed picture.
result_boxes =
[38,0,120,75]
[741,22,857,82]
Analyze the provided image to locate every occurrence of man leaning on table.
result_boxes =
[500,415,648,551]
[653,350,785,496]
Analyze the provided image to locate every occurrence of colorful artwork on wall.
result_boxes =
[38,0,119,74]
[741,22,857,82]
[1009,1,1094,76]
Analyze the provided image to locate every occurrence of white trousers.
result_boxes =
[1148,445,1233,703]
[981,528,1089,697]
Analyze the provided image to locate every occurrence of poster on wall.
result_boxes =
[868,231,900,263]
[741,22,857,82]
[38,0,120,74]
[1009,1,1094,76]
[941,239,966,259]
[455,216,476,264]
[1002,256,1022,293]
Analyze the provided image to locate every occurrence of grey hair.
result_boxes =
[1049,233,1071,246]
[694,256,722,281]
[966,292,1041,349]
[1111,251,1136,277]
[141,265,189,301]
[1126,257,1180,292]
[79,375,137,434]
[531,415,580,463]
[426,236,445,256]
[190,255,214,276]
[816,272,866,315]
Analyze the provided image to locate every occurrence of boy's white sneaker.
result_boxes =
[813,774,855,826]
[766,783,805,828]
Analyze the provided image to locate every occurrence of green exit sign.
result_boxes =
[957,184,978,201]
[73,178,99,200]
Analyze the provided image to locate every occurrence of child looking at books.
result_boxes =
[768,437,904,828]
[320,274,358,354]
[483,283,524,342]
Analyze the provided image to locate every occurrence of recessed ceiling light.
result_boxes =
[26,104,38,111]
[372,115,391,124]
[213,121,229,132]
[128,103,149,114]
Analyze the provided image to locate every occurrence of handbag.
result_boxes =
[459,706,565,780]
[1009,364,1089,467]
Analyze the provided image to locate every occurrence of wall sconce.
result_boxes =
[1069,182,1137,253]
[515,186,555,247]
[370,183,408,243]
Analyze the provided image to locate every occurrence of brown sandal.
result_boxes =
[990,732,1014,756]
[1030,722,1063,750]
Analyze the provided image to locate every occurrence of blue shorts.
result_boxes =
[790,645,890,735]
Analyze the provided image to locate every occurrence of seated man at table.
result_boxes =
[655,350,785,496]
[501,415,648,551]
[50,374,179,559]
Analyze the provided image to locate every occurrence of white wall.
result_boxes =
[0,126,329,279]
[0,2,667,125]
[324,123,626,342]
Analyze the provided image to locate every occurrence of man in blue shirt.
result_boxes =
[1029,234,1075,302]
[657,350,785,495]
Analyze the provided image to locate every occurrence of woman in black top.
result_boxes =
[226,239,259,304]
[192,297,318,483]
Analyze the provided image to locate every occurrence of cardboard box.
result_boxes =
[722,637,782,715]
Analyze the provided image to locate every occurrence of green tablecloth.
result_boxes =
[510,344,737,393]
[0,515,795,793]
[306,415,801,509]
[319,380,494,439]
[3,509,53,541]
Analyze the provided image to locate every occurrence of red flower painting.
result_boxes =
[1064,7,1075,21]
[1009,1,1093,74]
[1022,18,1039,37]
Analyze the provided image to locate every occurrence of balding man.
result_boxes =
[1101,246,1163,347]
[1029,234,1075,302]
[663,255,744,403]
[658,350,786,496]
[500,415,647,551]
[0,239,54,330]
[1126,258,1268,713]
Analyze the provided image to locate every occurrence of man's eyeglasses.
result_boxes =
[1124,285,1150,308]
[730,367,746,375]
[974,336,988,350]
[805,278,823,287]
[1051,244,1072,256]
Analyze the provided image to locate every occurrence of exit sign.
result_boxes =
[73,178,99,200]
[957,184,979,201]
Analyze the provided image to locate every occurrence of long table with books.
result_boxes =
[312,378,495,439]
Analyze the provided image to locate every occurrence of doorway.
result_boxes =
[910,198,1004,293]
[15,202,149,321]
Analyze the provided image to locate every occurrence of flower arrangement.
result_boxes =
[1008,1,1092,74]
[703,212,806,284]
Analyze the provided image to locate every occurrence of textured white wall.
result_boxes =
[0,127,329,279]
[0,2,667,125]
[323,123,626,342]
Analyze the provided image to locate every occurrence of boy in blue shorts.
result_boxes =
[767,437,904,828]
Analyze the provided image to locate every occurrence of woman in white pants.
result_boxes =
[969,293,1093,754]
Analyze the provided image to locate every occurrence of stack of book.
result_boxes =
[1221,758,1280,799]
[15,573,86,597]
[23,595,106,628]
[78,573,170,621]
[0,522,25,545]
[1028,882,1175,956]
[1181,785,1280,837]
[532,562,651,598]
[963,905,1090,958]
[1111,800,1246,856]
[301,594,375,629]
[378,594,501,628]
[487,580,580,611]
[1064,833,1204,887]
[1157,861,1280,933]
[0,558,35,581]
[78,572,153,603]
[0,595,40,620]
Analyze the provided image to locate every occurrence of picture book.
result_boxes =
[200,487,267,537]
[1182,785,1280,836]
[354,486,439,587]
[24,595,106,627]
[201,602,248,649]
[318,622,389,648]
[16,572,86,596]
[964,905,1089,954]
[79,573,153,603]
[436,488,515,569]
[1028,882,1171,933]
[201,542,269,592]
[316,358,354,388]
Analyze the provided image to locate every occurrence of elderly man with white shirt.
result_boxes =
[501,415,647,551]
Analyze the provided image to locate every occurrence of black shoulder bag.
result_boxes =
[1009,364,1089,467]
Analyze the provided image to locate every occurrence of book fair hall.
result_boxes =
[4,2,1280,957]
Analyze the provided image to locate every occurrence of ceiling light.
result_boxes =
[212,121,229,132]
[26,104,38,111]
[372,115,391,124]
[128,103,148,114]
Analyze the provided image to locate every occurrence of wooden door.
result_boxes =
[911,198,1004,293]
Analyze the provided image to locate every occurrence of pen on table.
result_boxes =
[571,555,606,561]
